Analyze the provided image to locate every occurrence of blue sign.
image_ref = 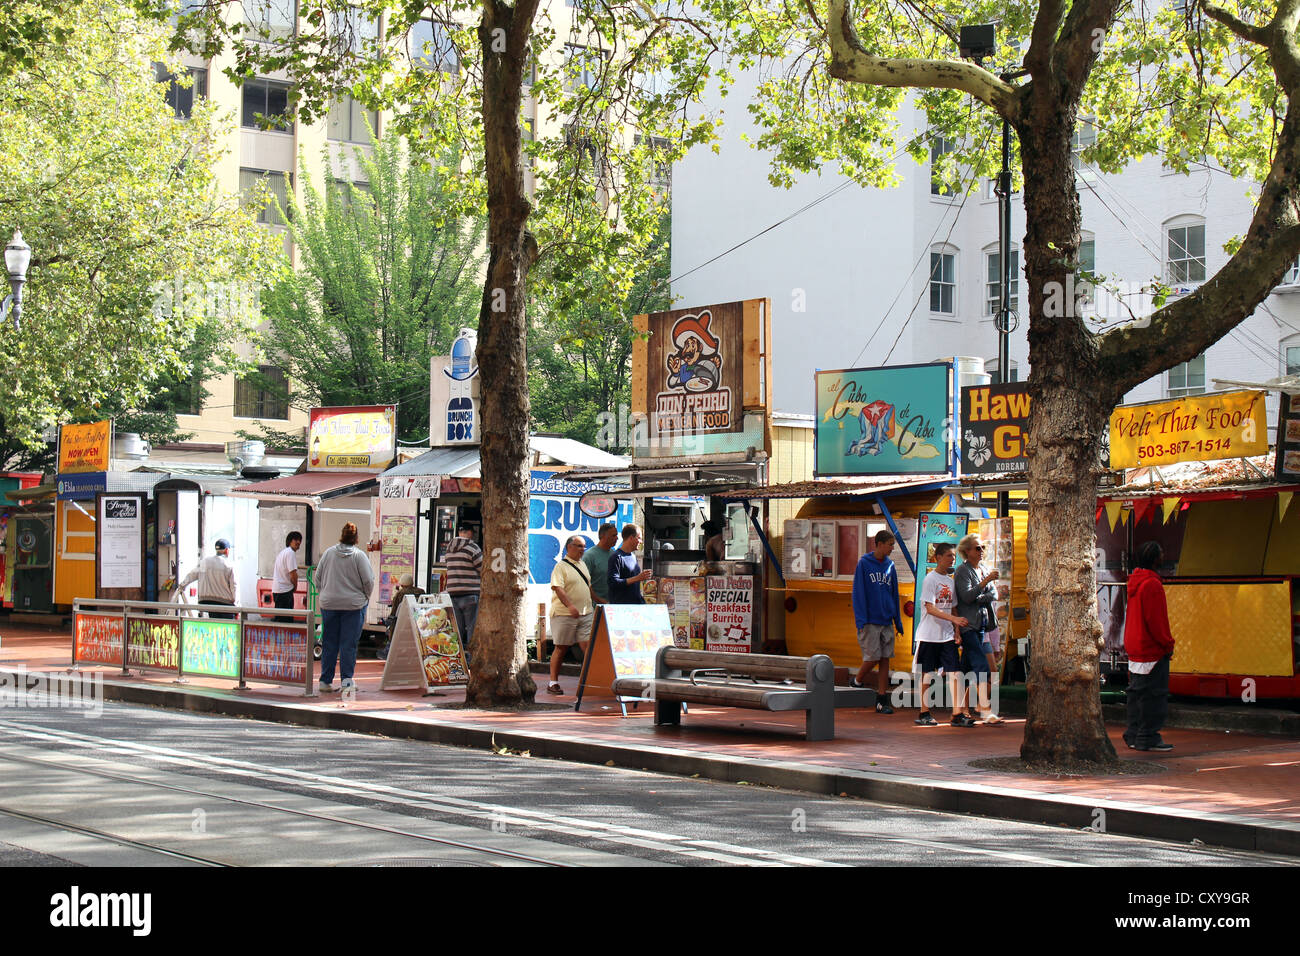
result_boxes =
[814,363,952,477]
[527,471,634,584]
[57,472,107,500]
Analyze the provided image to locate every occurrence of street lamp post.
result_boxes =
[2,230,32,332]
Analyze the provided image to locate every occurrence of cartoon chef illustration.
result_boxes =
[665,310,722,392]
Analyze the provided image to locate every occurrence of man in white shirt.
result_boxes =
[546,535,606,695]
[912,542,974,728]
[272,531,303,622]
[180,539,238,619]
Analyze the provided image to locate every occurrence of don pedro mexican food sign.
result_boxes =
[648,304,740,437]
[815,363,951,476]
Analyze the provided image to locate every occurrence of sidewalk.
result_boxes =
[3,619,1298,857]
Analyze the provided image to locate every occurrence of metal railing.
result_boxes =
[71,598,317,697]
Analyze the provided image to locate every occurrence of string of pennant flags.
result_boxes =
[1096,491,1294,533]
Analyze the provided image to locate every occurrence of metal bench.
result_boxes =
[613,647,876,741]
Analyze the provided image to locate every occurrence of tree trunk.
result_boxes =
[464,0,539,707]
[1017,100,1116,765]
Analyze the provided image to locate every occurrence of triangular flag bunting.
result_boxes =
[1133,498,1154,524]
[1105,501,1123,532]
[1281,491,1294,522]
[1162,497,1181,524]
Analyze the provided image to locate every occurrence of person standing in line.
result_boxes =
[180,539,238,619]
[547,536,604,694]
[953,533,1003,725]
[582,522,618,604]
[271,531,302,622]
[608,524,651,604]
[315,522,375,694]
[849,529,903,714]
[913,542,974,727]
[1124,541,1176,752]
[444,525,483,653]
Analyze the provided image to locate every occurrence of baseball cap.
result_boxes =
[215,539,230,551]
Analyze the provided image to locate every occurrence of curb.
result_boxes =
[36,673,1300,860]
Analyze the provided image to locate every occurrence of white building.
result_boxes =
[670,78,1300,437]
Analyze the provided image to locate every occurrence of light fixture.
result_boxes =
[2,230,31,332]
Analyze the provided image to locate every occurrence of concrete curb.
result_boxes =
[32,673,1296,860]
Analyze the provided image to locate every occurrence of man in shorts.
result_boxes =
[547,535,604,694]
[913,542,975,727]
[850,530,905,714]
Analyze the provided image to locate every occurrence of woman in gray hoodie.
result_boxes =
[315,522,375,693]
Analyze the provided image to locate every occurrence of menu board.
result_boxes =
[835,522,861,579]
[687,574,707,649]
[656,576,692,647]
[378,514,417,604]
[243,622,310,684]
[126,617,179,671]
[381,597,469,691]
[977,517,1014,632]
[911,511,969,649]
[98,494,144,590]
[810,521,836,577]
[605,603,675,682]
[74,613,123,666]
[180,618,240,678]
[706,575,754,653]
[1277,393,1300,481]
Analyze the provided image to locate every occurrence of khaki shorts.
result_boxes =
[551,612,594,647]
[857,623,896,662]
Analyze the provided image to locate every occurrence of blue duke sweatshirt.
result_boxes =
[851,553,904,632]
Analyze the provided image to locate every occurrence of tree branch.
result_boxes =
[1201,2,1270,46]
[1053,0,1124,98]
[825,0,1019,121]
[1024,0,1066,76]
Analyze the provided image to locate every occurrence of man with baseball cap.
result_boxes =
[180,539,238,619]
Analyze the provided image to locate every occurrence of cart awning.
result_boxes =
[713,476,953,500]
[227,472,378,508]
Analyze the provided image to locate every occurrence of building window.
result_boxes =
[331,178,370,212]
[930,249,956,315]
[635,134,671,191]
[242,0,296,41]
[1285,344,1300,377]
[328,5,378,55]
[1168,353,1206,399]
[235,366,290,419]
[1079,237,1096,274]
[930,134,958,196]
[565,44,606,91]
[564,123,608,181]
[154,64,207,119]
[985,248,1019,316]
[1282,256,1300,287]
[241,78,292,132]
[1071,118,1097,177]
[327,96,377,144]
[1166,220,1206,284]
[984,177,1018,200]
[410,19,459,73]
[239,168,292,226]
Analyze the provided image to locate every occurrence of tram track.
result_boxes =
[0,805,229,866]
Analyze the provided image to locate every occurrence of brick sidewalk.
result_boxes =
[4,619,1298,830]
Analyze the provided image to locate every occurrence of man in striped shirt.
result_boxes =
[444,526,483,653]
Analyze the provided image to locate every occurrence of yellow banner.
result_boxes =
[1109,390,1267,469]
[58,420,112,474]
[307,406,397,473]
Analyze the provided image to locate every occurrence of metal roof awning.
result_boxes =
[3,482,56,503]
[382,447,481,479]
[951,474,1029,495]
[566,451,767,493]
[228,472,379,508]
[714,476,954,501]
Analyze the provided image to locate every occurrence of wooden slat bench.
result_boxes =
[613,648,876,741]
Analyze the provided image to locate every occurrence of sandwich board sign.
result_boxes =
[380,595,469,692]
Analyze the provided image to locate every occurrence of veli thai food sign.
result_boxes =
[1108,390,1268,469]
[307,405,397,473]
[815,363,951,476]
[961,382,1031,475]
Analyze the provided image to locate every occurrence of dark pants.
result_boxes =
[1125,656,1171,748]
[320,607,365,685]
[200,599,235,620]
[273,589,295,623]
[451,594,479,654]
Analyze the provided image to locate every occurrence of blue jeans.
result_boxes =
[320,607,365,684]
[451,594,479,652]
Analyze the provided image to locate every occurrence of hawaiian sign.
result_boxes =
[816,363,951,476]
[1109,390,1267,469]
[430,328,482,447]
[180,619,240,678]
[74,613,124,666]
[126,617,179,671]
[527,472,634,586]
[911,511,969,649]
[706,575,754,653]
[307,405,397,473]
[243,623,309,684]
[961,382,1030,475]
[1276,393,1300,481]
[58,420,112,474]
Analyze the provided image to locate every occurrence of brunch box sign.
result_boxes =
[1109,390,1267,469]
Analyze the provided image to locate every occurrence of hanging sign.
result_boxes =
[579,490,618,518]
[1108,390,1268,469]
[307,405,397,472]
[961,382,1030,474]
[58,420,112,474]
[380,475,442,499]
[815,363,952,476]
[429,328,481,447]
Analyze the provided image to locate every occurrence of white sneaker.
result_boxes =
[318,682,337,694]
[341,678,356,691]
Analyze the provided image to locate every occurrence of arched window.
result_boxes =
[982,242,1020,317]
[1164,215,1206,285]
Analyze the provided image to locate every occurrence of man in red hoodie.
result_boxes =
[1124,541,1176,752]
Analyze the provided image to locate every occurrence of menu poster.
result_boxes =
[1277,393,1300,481]
[688,575,707,649]
[706,575,754,653]
[782,519,812,580]
[381,597,469,691]
[97,493,144,593]
[887,517,918,585]
[835,522,861,580]
[606,603,676,684]
[910,511,969,650]
[810,521,836,577]
[378,514,417,604]
[977,517,1014,630]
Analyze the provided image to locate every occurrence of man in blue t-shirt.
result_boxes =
[850,530,906,714]
[608,524,651,604]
